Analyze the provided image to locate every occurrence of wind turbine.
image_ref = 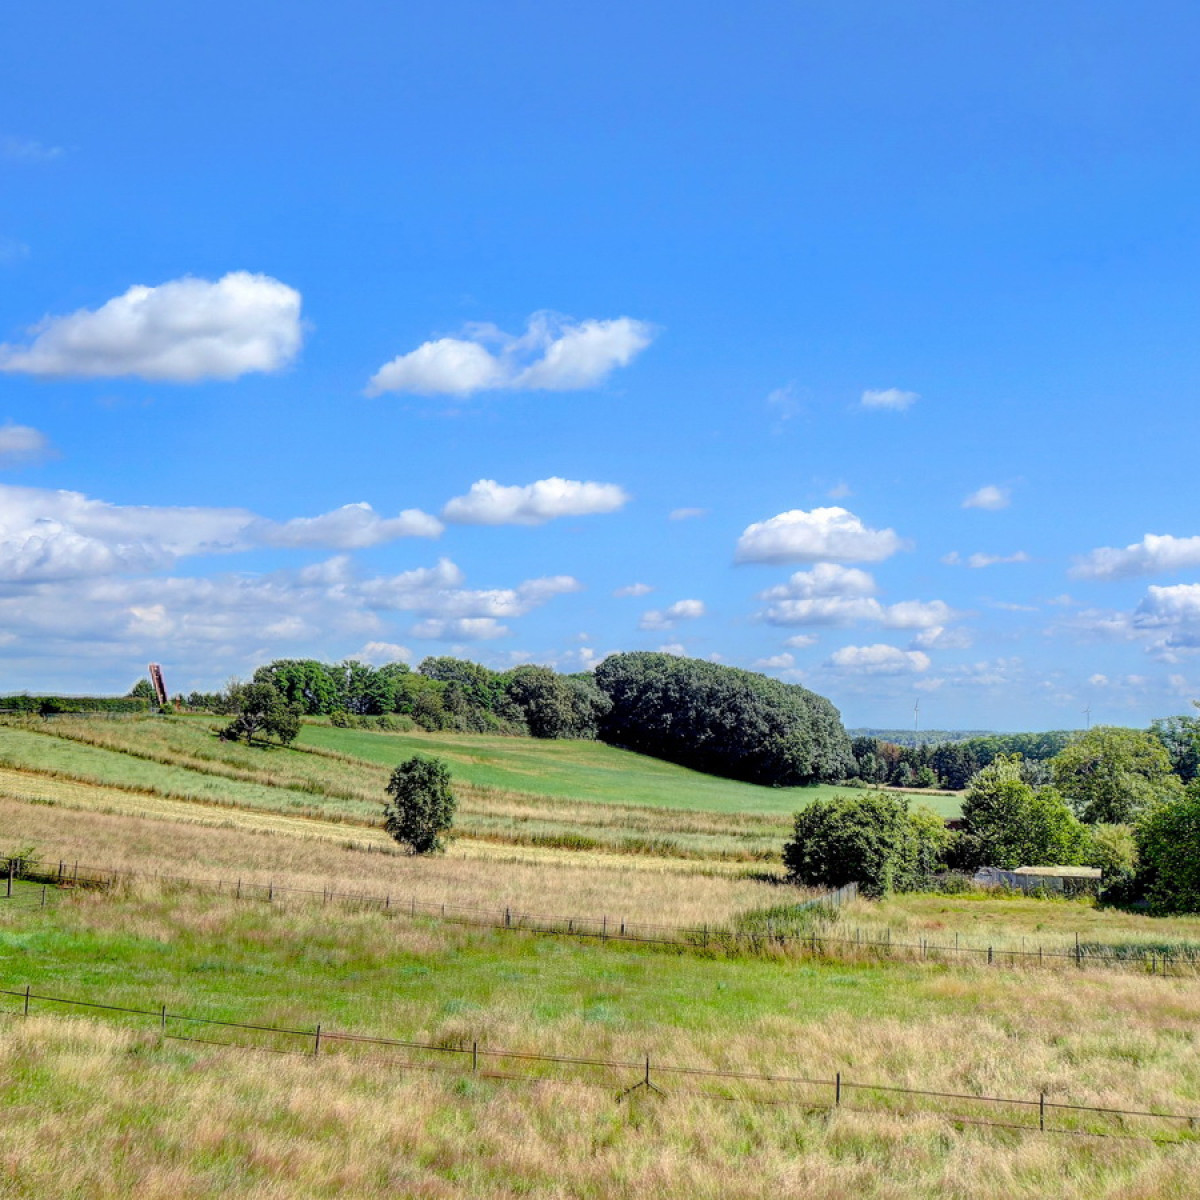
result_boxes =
[913,698,920,734]
[1083,703,1091,730]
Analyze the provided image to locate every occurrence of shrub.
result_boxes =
[953,755,1090,870]
[783,792,947,898]
[1135,784,1200,914]
[383,755,456,855]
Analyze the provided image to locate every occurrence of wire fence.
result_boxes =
[4,855,1198,978]
[0,979,1195,1143]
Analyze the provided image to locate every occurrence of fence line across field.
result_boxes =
[0,980,1195,1143]
[4,856,1199,977]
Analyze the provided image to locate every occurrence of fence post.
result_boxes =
[1075,933,1081,968]
[41,885,46,907]
[23,985,31,1017]
[835,1072,841,1107]
[1039,1092,1045,1132]
[268,882,273,902]
[472,1041,478,1072]
[505,907,510,928]
[161,1004,167,1034]
[7,858,13,897]
[987,945,993,965]
[313,1024,322,1056]
[602,916,607,942]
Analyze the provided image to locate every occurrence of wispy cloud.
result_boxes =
[962,485,1010,511]
[0,424,55,467]
[861,387,918,411]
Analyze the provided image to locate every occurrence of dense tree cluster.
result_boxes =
[595,652,853,786]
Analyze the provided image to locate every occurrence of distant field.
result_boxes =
[298,722,962,818]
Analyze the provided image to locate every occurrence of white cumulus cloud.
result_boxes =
[861,387,919,411]
[640,598,705,631]
[755,565,952,631]
[0,272,303,382]
[256,503,443,547]
[962,485,1010,511]
[0,485,442,582]
[1071,533,1200,581]
[827,644,931,675]
[614,582,653,598]
[442,477,629,526]
[753,652,796,670]
[367,311,655,397]
[735,507,904,565]
[353,641,413,665]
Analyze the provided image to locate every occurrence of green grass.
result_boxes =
[299,723,962,817]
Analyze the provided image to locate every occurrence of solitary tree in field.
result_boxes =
[383,755,456,854]
[220,681,302,746]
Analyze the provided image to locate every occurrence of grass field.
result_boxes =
[3,714,1199,1197]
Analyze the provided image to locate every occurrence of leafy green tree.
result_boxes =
[383,755,456,854]
[127,678,156,701]
[1052,726,1181,824]
[595,652,852,786]
[1150,710,1200,783]
[1085,823,1138,877]
[253,659,339,715]
[1135,783,1200,914]
[220,682,302,746]
[955,755,1090,870]
[783,791,945,897]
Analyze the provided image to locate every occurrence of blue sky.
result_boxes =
[3,0,1200,729]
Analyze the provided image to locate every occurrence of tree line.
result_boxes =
[787,720,1200,913]
[183,651,855,788]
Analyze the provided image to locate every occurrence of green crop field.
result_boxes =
[298,721,962,817]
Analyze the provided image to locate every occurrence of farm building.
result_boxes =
[973,865,1102,895]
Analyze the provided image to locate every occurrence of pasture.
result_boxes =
[1,714,1198,1198]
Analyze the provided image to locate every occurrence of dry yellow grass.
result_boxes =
[0,793,780,927]
[2,989,1199,1198]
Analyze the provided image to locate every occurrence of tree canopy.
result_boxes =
[1051,726,1181,823]
[1135,782,1200,915]
[594,652,852,786]
[954,755,1089,870]
[383,755,456,855]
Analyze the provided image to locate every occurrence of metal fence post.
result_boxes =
[24,985,30,1017]
[1039,1092,1045,1132]
[313,1024,322,1056]
[835,1072,841,1106]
